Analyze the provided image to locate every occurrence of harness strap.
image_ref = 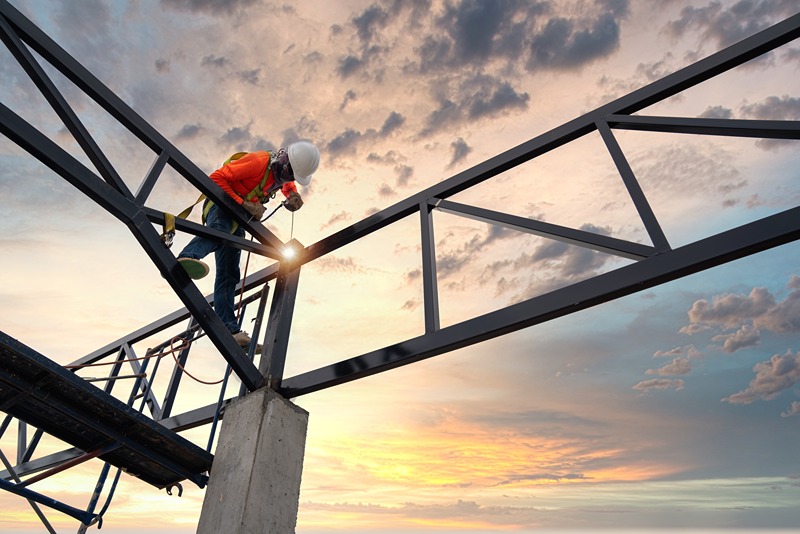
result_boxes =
[161,193,206,248]
[160,151,276,247]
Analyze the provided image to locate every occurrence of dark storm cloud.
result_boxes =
[155,58,170,72]
[337,55,365,78]
[326,112,408,159]
[161,0,260,15]
[740,95,800,120]
[449,138,472,167]
[395,165,413,187]
[468,82,530,119]
[421,75,529,136]
[236,68,261,85]
[664,0,800,48]
[201,55,229,68]
[218,123,254,150]
[527,13,621,70]
[339,90,357,111]
[379,111,406,136]
[327,129,363,157]
[176,123,204,140]
[739,95,800,151]
[699,105,733,119]
[436,225,515,278]
[352,3,391,43]
[418,0,551,71]
[525,224,614,278]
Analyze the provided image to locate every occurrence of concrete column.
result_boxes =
[197,388,309,534]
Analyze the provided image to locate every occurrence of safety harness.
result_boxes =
[160,151,278,248]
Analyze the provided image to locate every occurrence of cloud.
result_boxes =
[699,105,733,119]
[379,111,406,136]
[327,112,408,159]
[449,138,472,167]
[201,54,229,68]
[527,224,614,277]
[395,165,414,187]
[217,122,257,149]
[352,4,389,42]
[309,255,362,274]
[418,1,543,71]
[723,350,800,405]
[378,183,395,198]
[421,75,530,136]
[175,123,204,141]
[663,0,800,48]
[632,378,685,392]
[436,225,515,279]
[645,357,692,376]
[339,90,357,111]
[161,0,260,16]
[497,472,588,485]
[712,324,761,353]
[320,210,351,230]
[155,58,170,72]
[401,298,420,311]
[781,401,800,418]
[653,345,702,359]
[527,13,621,70]
[628,142,746,205]
[739,95,800,150]
[685,287,776,330]
[337,54,365,78]
[681,278,800,345]
[236,68,262,85]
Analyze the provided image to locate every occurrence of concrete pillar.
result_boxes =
[197,388,309,534]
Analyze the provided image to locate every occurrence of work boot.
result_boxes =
[178,257,209,280]
[232,330,263,353]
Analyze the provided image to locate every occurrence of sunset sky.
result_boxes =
[1,0,799,532]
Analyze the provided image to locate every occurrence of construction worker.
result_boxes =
[177,141,320,348]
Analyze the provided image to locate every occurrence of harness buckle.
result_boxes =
[161,231,175,248]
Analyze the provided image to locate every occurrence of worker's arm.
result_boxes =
[281,182,303,212]
[211,152,272,204]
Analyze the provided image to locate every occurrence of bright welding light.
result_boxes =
[282,246,297,260]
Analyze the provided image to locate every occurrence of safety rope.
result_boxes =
[235,200,286,319]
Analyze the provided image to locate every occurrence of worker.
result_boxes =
[177,141,320,349]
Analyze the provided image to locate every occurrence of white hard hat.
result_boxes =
[288,141,320,186]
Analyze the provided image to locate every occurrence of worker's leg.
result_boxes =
[178,204,231,260]
[213,224,246,333]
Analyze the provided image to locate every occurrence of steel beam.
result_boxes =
[607,114,800,139]
[301,12,800,265]
[434,199,655,260]
[420,202,440,333]
[596,120,670,251]
[279,205,800,397]
[0,102,263,392]
[0,11,132,198]
[0,0,284,251]
[259,251,302,389]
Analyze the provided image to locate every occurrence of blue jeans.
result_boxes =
[178,203,245,333]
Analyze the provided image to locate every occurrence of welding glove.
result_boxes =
[242,201,266,220]
[284,191,304,212]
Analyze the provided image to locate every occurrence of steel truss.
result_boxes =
[1,0,799,529]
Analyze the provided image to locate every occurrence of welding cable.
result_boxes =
[168,336,230,385]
